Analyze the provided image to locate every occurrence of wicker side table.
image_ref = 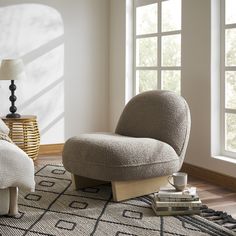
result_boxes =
[2,115,40,160]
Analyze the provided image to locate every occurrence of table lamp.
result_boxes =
[0,59,26,118]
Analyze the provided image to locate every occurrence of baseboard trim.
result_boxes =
[181,163,236,192]
[39,144,64,156]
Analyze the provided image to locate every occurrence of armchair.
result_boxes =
[63,90,191,201]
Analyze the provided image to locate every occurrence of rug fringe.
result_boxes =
[138,196,236,233]
[200,205,236,233]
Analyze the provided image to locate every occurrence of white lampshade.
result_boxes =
[0,59,26,81]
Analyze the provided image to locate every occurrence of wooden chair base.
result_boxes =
[72,174,169,202]
[112,176,169,201]
[72,174,108,189]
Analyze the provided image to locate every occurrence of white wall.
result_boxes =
[109,0,126,131]
[109,0,236,178]
[182,0,236,178]
[63,0,109,138]
[109,0,133,131]
[0,0,109,144]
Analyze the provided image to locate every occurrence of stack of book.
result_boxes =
[152,187,202,216]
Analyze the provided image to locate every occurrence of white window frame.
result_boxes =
[133,0,182,95]
[220,0,236,158]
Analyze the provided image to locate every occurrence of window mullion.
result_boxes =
[157,0,162,90]
[225,66,236,71]
[221,0,226,154]
[136,30,181,39]
[133,0,137,95]
[225,108,236,114]
[225,23,236,29]
[135,0,156,8]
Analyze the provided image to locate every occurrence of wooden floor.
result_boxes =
[35,155,236,218]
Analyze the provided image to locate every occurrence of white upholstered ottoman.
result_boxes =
[0,119,35,216]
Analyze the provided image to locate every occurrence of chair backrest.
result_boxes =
[115,90,191,157]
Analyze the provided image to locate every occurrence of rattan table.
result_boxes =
[2,115,40,160]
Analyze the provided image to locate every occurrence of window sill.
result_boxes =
[213,155,236,164]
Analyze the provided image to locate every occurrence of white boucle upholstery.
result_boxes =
[0,140,35,191]
[63,133,180,181]
[0,119,35,215]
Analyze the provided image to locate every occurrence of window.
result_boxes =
[134,0,181,95]
[222,0,236,157]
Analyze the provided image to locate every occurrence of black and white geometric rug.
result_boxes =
[0,164,235,236]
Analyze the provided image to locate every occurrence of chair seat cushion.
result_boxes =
[62,133,180,181]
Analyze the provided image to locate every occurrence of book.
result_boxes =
[151,186,202,216]
[151,202,201,216]
[156,187,198,199]
[154,199,202,208]
[157,197,200,202]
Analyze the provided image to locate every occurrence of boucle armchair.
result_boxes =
[63,90,191,201]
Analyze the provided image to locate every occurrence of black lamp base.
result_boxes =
[6,113,21,118]
[6,80,21,119]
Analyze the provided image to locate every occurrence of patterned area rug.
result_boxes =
[0,164,235,236]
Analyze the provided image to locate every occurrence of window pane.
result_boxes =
[162,0,181,32]
[162,70,181,94]
[225,113,236,152]
[136,37,157,66]
[162,34,181,66]
[226,0,236,24]
[225,71,236,109]
[137,70,157,93]
[225,29,236,66]
[136,4,157,35]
